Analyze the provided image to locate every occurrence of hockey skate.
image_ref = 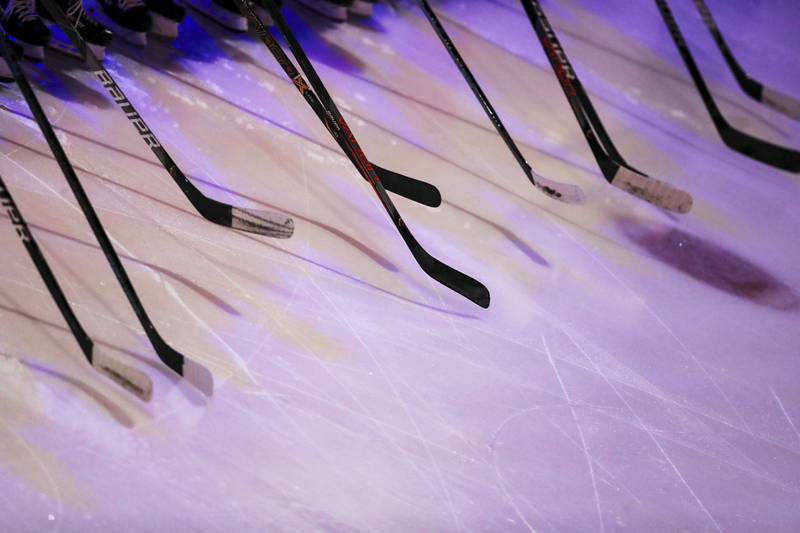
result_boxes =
[39,0,113,60]
[1,0,50,60]
[145,0,183,39]
[97,0,152,46]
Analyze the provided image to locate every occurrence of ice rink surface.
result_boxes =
[1,0,799,530]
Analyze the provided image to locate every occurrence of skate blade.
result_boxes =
[186,0,248,32]
[151,12,181,38]
[348,1,373,16]
[294,0,348,22]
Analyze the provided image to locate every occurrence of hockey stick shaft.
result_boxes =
[655,0,800,172]
[418,1,535,177]
[518,0,618,177]
[2,35,153,400]
[518,0,693,213]
[417,0,584,203]
[39,0,294,238]
[692,0,760,99]
[237,0,489,307]
[0,170,153,400]
[692,0,800,120]
[654,0,726,124]
[236,3,440,208]
[0,32,211,395]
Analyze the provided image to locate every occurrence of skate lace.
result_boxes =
[118,0,145,10]
[9,0,39,23]
[65,0,87,23]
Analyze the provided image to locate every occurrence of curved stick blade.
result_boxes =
[230,207,295,238]
[182,358,214,397]
[720,125,800,173]
[761,86,800,121]
[91,348,154,401]
[400,223,490,308]
[611,166,693,214]
[529,170,586,204]
[373,164,442,208]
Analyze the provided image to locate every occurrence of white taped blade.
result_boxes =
[182,358,214,397]
[92,348,153,401]
[762,86,800,121]
[611,166,693,214]
[531,172,587,204]
[231,208,294,238]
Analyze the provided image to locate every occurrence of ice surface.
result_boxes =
[1,0,799,531]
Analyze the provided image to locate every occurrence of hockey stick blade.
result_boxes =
[151,335,214,396]
[2,28,214,398]
[91,348,154,401]
[229,206,295,236]
[761,86,800,121]
[693,0,800,122]
[718,124,800,172]
[1,173,154,403]
[656,0,800,173]
[399,220,490,308]
[611,165,693,213]
[419,0,585,205]
[244,1,489,307]
[374,164,442,207]
[528,168,586,204]
[39,0,294,238]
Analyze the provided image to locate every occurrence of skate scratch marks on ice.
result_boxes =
[542,335,605,533]
[770,387,800,446]
[560,328,724,533]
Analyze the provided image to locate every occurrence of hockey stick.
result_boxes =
[0,174,152,401]
[236,0,489,307]
[234,4,441,208]
[655,0,800,172]
[693,0,800,121]
[0,32,213,396]
[38,0,295,238]
[417,0,584,204]
[519,0,693,213]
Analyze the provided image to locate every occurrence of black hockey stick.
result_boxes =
[693,0,800,121]
[38,0,295,237]
[519,0,693,213]
[655,0,800,172]
[234,3,441,208]
[0,173,152,401]
[236,0,489,307]
[0,32,213,396]
[417,0,584,204]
